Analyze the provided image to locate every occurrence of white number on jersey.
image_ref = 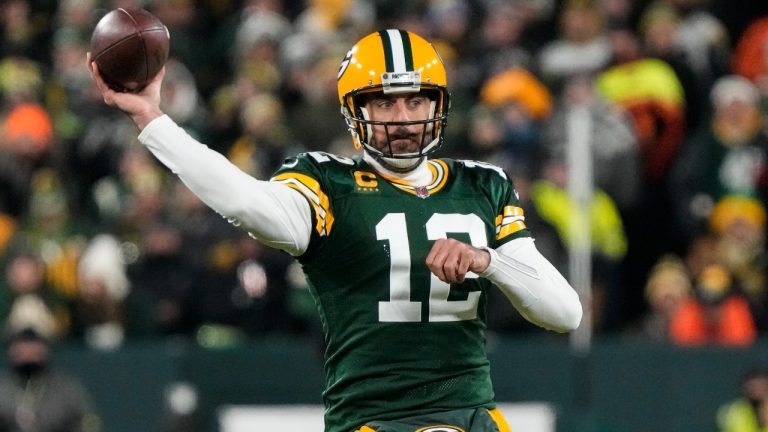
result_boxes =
[307,151,355,165]
[377,213,487,323]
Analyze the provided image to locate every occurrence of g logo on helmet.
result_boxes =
[337,48,355,80]
[415,426,464,432]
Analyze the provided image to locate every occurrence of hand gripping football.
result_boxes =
[89,8,170,93]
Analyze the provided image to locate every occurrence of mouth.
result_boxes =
[390,136,414,145]
[388,138,419,154]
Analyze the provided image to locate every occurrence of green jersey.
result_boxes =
[271,152,530,432]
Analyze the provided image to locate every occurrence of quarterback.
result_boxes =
[88,29,581,432]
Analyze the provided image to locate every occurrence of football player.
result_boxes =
[88,29,582,432]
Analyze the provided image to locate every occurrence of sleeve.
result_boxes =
[480,237,582,333]
[269,153,336,255]
[137,115,312,256]
[467,160,530,248]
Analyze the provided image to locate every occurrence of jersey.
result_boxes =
[270,152,530,432]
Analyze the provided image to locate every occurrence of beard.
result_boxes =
[372,126,424,156]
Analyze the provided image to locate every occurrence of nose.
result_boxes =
[392,99,412,122]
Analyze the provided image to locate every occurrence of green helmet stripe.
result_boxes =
[378,30,395,72]
[379,29,414,73]
[398,29,414,71]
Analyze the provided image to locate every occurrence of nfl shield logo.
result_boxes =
[415,187,429,199]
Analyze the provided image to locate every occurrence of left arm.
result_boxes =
[426,237,582,332]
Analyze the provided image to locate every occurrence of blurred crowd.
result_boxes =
[1,0,768,351]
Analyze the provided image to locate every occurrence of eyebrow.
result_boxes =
[369,94,428,103]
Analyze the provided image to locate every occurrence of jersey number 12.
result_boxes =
[376,212,487,323]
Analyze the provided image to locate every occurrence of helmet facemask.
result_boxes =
[341,84,450,172]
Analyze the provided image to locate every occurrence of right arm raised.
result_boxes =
[86,54,312,256]
[139,116,312,255]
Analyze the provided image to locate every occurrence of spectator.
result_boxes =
[634,254,693,341]
[68,104,139,223]
[708,195,768,326]
[596,26,687,183]
[0,103,54,226]
[125,222,194,338]
[0,249,69,340]
[732,16,768,98]
[425,0,474,57]
[17,169,88,302]
[639,2,705,131]
[477,66,553,169]
[149,0,203,82]
[110,146,168,239]
[158,59,210,138]
[540,74,641,213]
[0,56,45,109]
[661,0,731,91]
[471,0,534,83]
[0,326,101,432]
[598,0,639,29]
[538,0,612,86]
[529,155,627,332]
[293,0,374,38]
[717,367,768,432]
[597,25,688,327]
[70,234,130,350]
[0,0,52,64]
[669,263,757,346]
[670,75,768,241]
[282,47,349,153]
[228,93,300,179]
[184,231,296,338]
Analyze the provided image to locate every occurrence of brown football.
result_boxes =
[89,8,170,93]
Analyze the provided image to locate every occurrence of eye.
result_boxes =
[408,96,427,108]
[374,99,394,109]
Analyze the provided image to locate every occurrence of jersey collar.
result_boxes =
[362,151,449,197]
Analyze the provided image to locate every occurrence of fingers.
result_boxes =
[148,66,166,91]
[426,239,475,284]
[85,53,115,105]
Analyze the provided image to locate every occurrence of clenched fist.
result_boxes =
[426,238,491,284]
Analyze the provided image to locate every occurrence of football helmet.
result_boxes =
[337,29,450,170]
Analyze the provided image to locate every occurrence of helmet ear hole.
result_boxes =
[352,93,370,109]
[422,89,440,103]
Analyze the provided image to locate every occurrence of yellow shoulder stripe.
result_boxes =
[271,172,334,236]
[495,205,526,240]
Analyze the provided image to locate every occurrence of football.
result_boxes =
[89,8,170,93]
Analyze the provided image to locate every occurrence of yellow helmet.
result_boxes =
[337,29,450,164]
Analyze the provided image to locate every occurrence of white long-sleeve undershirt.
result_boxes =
[138,115,582,332]
[139,115,313,256]
[480,238,582,332]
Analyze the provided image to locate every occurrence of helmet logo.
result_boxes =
[337,48,355,80]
